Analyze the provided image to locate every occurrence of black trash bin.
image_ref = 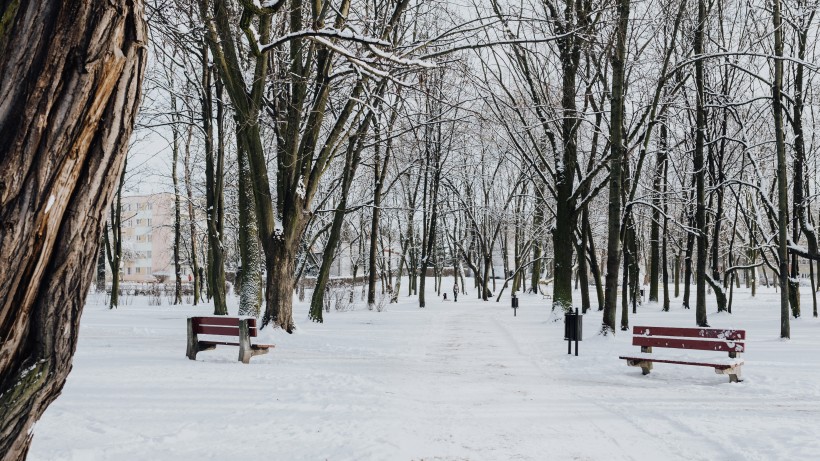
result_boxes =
[564,308,583,355]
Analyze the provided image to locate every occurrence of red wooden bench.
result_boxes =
[619,326,745,383]
[186,316,274,364]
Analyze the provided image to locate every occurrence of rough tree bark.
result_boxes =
[0,0,146,456]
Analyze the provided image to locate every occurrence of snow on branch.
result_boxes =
[365,43,436,69]
[787,240,820,261]
[261,28,391,53]
[240,0,286,15]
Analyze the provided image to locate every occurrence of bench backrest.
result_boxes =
[191,317,258,338]
[632,326,745,353]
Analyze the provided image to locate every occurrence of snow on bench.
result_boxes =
[619,326,745,383]
[186,316,274,364]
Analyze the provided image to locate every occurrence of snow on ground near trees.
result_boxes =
[30,281,820,460]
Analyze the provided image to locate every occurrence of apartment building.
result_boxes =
[113,193,186,282]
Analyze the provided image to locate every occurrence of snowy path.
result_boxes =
[29,284,820,460]
[393,305,709,461]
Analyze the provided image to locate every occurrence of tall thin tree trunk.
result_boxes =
[368,122,391,309]
[649,154,662,303]
[683,212,694,308]
[308,122,371,320]
[105,162,127,310]
[661,122,671,311]
[172,102,183,305]
[602,0,630,333]
[96,237,107,293]
[183,127,200,306]
[674,252,680,298]
[772,0,790,338]
[585,220,604,310]
[790,0,815,320]
[694,0,709,327]
[577,217,591,313]
[205,56,227,315]
[621,240,630,330]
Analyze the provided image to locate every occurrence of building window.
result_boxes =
[136,267,141,274]
[127,267,131,275]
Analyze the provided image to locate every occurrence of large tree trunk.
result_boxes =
[264,209,307,332]
[0,0,146,456]
[236,145,262,317]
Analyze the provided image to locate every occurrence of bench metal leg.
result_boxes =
[625,359,652,375]
[715,365,743,383]
[238,320,252,364]
[238,319,268,364]
[639,346,652,375]
[187,318,198,360]
[188,318,217,360]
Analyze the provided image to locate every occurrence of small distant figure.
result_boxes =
[443,293,449,301]
[453,281,459,302]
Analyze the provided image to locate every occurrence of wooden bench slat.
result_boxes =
[633,336,744,353]
[633,326,745,340]
[192,316,258,329]
[619,355,743,370]
[195,325,241,336]
[193,317,258,337]
[192,316,239,327]
[194,325,260,337]
[199,340,274,349]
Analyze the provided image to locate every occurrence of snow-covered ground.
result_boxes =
[29,280,820,460]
